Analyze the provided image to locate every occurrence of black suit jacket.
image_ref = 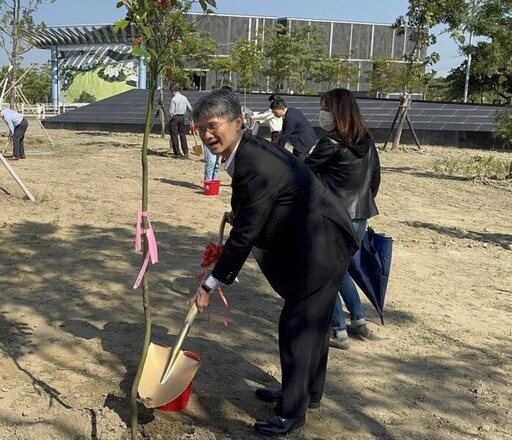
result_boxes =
[277,107,318,155]
[212,131,358,298]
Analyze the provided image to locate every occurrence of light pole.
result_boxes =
[463,28,473,103]
[463,0,476,103]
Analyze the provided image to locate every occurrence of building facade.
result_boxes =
[186,13,419,92]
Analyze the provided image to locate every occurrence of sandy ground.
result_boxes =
[0,125,511,440]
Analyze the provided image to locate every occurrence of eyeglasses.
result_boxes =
[196,120,229,135]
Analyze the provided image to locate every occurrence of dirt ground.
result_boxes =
[0,124,511,440]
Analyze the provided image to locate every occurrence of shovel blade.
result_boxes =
[138,342,201,408]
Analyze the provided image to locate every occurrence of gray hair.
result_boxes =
[192,89,242,123]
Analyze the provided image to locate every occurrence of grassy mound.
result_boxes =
[64,66,135,103]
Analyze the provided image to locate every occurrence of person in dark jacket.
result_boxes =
[271,97,317,161]
[188,89,358,436]
[304,88,381,350]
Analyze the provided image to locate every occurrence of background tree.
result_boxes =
[370,58,440,100]
[114,1,216,438]
[420,75,451,101]
[461,0,512,104]
[208,55,231,89]
[447,0,512,144]
[289,25,328,94]
[369,59,411,97]
[262,24,328,94]
[0,0,54,106]
[312,56,358,92]
[230,36,262,102]
[0,62,50,103]
[385,0,467,150]
[262,24,294,93]
[445,58,497,103]
[163,27,217,89]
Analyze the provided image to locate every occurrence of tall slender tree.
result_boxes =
[386,0,467,150]
[230,36,262,102]
[263,24,328,94]
[114,1,216,438]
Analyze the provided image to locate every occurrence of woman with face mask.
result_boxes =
[304,88,381,350]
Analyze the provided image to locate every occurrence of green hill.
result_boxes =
[64,67,135,103]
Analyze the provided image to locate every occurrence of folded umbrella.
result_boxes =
[348,226,393,324]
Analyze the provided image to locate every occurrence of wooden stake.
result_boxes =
[0,153,36,202]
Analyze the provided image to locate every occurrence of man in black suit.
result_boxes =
[271,97,318,161]
[189,90,358,436]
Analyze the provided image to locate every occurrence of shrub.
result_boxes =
[494,106,512,148]
[433,155,512,179]
[76,91,97,103]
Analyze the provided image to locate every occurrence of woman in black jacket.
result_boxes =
[304,88,381,350]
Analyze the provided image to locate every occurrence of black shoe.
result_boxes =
[253,415,305,437]
[347,323,370,337]
[307,400,321,409]
[255,387,321,409]
[7,155,19,161]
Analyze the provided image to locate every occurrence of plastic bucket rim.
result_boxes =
[203,179,220,196]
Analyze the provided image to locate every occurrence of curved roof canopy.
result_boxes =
[31,24,137,48]
[29,25,139,70]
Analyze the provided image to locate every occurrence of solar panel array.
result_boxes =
[43,89,505,148]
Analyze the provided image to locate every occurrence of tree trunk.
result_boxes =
[129,75,157,440]
[391,95,410,151]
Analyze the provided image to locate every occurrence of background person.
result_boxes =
[253,94,283,143]
[168,85,192,158]
[0,108,28,160]
[203,143,222,181]
[188,89,358,437]
[304,88,381,350]
[271,97,317,161]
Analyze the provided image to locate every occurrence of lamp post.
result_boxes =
[463,28,473,103]
[463,0,476,103]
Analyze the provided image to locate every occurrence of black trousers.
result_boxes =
[169,115,188,156]
[270,131,281,144]
[274,259,349,418]
[13,118,28,157]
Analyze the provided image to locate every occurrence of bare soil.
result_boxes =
[1,126,511,440]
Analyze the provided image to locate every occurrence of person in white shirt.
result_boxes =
[168,85,193,158]
[252,94,282,143]
[0,108,28,160]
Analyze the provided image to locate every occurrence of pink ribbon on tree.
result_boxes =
[133,211,158,289]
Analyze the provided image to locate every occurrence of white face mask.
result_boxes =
[319,110,335,131]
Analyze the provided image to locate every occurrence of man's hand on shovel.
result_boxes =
[189,286,210,313]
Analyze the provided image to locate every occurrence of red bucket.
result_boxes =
[158,382,192,412]
[203,179,220,196]
[157,351,201,412]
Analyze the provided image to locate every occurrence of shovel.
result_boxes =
[190,125,203,157]
[137,214,228,409]
[138,304,201,409]
[1,139,11,155]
